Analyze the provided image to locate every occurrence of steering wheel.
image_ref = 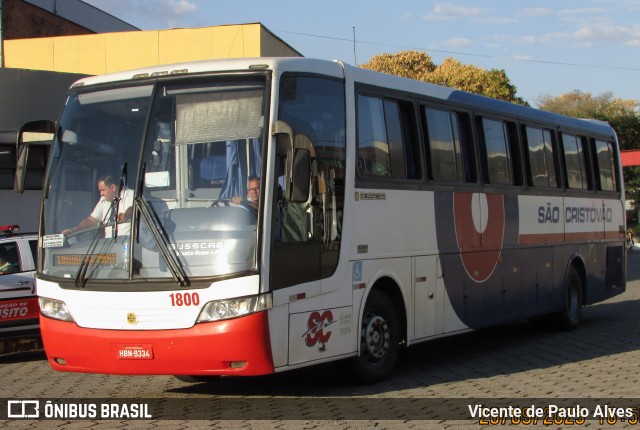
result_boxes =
[210,199,251,210]
[210,199,232,207]
[64,224,109,245]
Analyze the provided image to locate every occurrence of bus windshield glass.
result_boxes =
[41,77,266,284]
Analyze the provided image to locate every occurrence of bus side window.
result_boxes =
[561,133,590,190]
[356,95,420,180]
[457,112,477,183]
[0,144,15,190]
[424,107,475,182]
[477,117,514,185]
[506,121,524,186]
[272,75,346,289]
[523,125,558,188]
[593,139,618,191]
[0,141,47,191]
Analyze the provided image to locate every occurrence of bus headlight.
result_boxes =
[196,293,272,323]
[39,297,75,322]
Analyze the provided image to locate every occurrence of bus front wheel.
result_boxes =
[350,289,400,384]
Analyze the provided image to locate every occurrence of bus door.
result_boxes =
[603,198,625,292]
[481,193,521,324]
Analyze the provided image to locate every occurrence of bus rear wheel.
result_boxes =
[349,289,399,384]
[554,266,583,331]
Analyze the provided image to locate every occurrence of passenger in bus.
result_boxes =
[61,174,134,238]
[231,176,260,215]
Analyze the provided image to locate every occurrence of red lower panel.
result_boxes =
[39,312,274,376]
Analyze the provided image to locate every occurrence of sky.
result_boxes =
[82,0,640,107]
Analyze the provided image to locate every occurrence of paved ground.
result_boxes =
[1,251,640,429]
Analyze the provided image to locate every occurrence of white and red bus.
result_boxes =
[20,58,625,382]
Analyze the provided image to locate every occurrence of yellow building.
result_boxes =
[4,23,302,75]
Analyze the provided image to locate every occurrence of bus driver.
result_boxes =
[61,174,134,238]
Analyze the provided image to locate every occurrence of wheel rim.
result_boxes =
[361,313,390,364]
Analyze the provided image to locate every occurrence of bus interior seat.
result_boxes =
[200,156,226,187]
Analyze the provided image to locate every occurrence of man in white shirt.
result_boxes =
[62,174,134,238]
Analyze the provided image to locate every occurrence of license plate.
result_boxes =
[116,344,153,360]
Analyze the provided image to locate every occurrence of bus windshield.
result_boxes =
[41,77,266,285]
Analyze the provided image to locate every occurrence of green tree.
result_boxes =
[536,91,638,124]
[428,58,527,105]
[360,50,528,105]
[360,50,435,80]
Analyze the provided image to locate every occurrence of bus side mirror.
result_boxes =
[289,148,311,203]
[273,120,312,203]
[274,120,293,156]
[15,120,56,194]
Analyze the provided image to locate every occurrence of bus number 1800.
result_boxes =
[170,292,200,307]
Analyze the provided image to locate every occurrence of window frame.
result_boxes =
[560,132,591,191]
[522,125,559,189]
[0,142,49,191]
[476,116,522,187]
[592,138,618,192]
[355,90,421,183]
[423,106,468,183]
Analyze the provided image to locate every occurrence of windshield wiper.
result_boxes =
[113,163,126,239]
[136,194,190,289]
[74,163,129,287]
[74,200,117,288]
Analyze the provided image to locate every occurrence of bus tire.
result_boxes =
[349,289,399,384]
[553,266,583,331]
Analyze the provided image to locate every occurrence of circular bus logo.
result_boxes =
[453,192,505,282]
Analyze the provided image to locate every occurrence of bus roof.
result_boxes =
[69,57,344,88]
[345,62,616,139]
[448,90,614,138]
[71,57,616,140]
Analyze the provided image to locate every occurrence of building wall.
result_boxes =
[2,0,94,39]
[261,26,306,57]
[0,68,87,130]
[4,23,302,75]
[23,0,138,33]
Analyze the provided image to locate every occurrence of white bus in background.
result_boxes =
[20,58,625,383]
[0,127,51,233]
[0,124,51,354]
